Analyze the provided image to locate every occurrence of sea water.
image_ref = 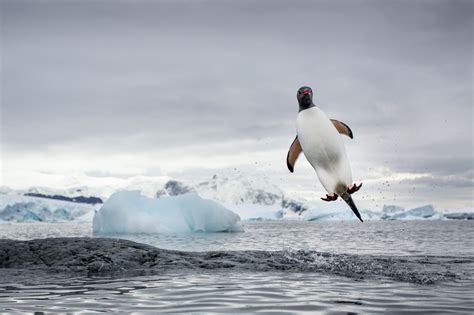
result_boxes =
[0,221,473,313]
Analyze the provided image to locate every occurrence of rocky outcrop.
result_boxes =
[0,238,462,284]
[24,193,103,205]
[156,180,195,197]
[0,238,175,274]
[443,212,474,220]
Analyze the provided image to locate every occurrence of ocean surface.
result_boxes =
[0,221,473,313]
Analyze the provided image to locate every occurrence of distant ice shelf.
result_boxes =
[92,191,243,233]
[302,204,445,221]
[1,173,473,224]
[0,194,96,223]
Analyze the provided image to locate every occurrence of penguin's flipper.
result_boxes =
[331,119,353,139]
[286,136,302,173]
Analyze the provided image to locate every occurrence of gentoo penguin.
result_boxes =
[286,86,364,222]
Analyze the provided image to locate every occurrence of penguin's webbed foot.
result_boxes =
[321,193,338,202]
[347,183,363,195]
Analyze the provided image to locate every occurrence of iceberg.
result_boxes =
[92,191,242,234]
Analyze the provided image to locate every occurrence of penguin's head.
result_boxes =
[297,86,314,108]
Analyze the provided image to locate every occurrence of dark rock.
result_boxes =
[281,198,307,214]
[444,212,474,220]
[24,193,103,205]
[0,238,463,284]
[0,238,179,275]
[156,180,195,197]
[252,190,280,206]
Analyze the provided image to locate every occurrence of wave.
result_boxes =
[0,238,471,285]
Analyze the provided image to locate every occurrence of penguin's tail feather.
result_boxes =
[340,192,364,222]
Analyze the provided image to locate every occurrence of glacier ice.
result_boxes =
[0,194,95,222]
[384,205,442,220]
[92,191,242,233]
[302,202,445,221]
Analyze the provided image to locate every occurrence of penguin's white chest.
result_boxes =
[296,107,352,193]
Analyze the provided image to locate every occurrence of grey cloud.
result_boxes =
[1,0,472,207]
[2,0,472,147]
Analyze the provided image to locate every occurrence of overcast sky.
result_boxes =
[1,0,472,209]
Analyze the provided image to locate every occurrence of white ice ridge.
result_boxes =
[92,191,243,233]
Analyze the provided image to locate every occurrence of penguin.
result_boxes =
[286,86,364,222]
